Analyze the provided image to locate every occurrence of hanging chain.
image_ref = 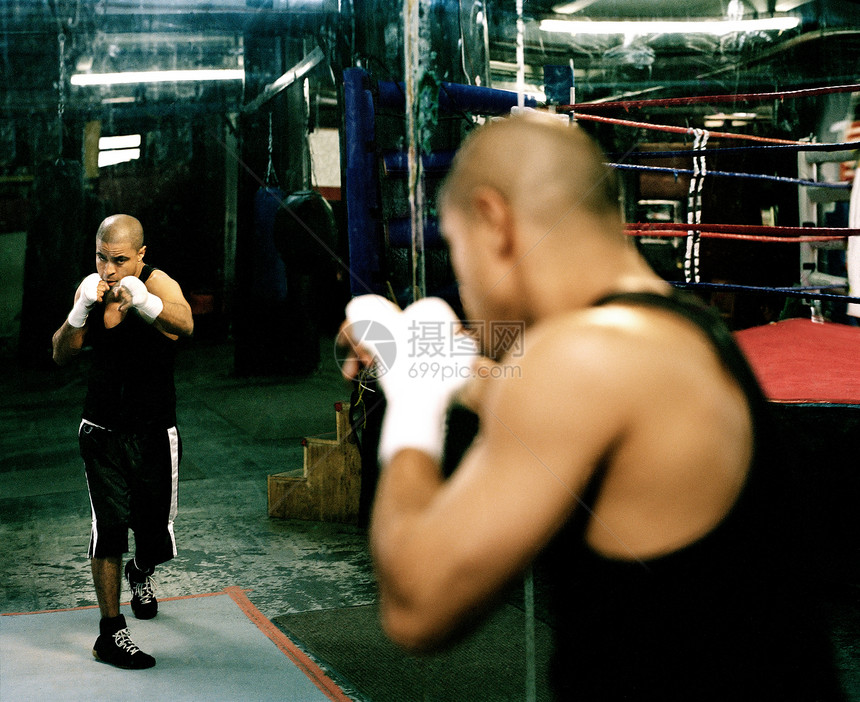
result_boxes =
[265,111,278,187]
[57,31,66,158]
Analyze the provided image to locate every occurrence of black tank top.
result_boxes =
[542,290,843,701]
[82,265,177,431]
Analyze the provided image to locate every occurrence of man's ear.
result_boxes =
[138,245,147,262]
[471,186,514,257]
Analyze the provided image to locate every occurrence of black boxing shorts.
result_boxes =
[79,419,180,567]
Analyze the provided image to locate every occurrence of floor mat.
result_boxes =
[274,602,555,702]
[1,587,350,702]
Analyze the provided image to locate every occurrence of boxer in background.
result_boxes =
[340,114,843,700]
[53,214,193,669]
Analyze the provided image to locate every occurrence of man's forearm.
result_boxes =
[370,449,448,647]
[374,448,444,523]
[371,449,445,582]
[152,301,194,337]
[52,321,86,366]
[343,294,484,649]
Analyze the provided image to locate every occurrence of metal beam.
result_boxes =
[241,45,324,114]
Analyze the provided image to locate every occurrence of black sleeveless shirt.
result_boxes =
[82,265,177,431]
[543,290,843,701]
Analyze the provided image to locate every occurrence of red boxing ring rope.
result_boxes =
[564,83,860,112]
[626,223,857,243]
[572,112,806,145]
[628,230,846,244]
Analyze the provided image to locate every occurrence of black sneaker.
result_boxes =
[125,559,158,620]
[93,626,155,669]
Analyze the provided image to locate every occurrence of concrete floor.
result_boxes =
[2,335,858,701]
[0,337,377,625]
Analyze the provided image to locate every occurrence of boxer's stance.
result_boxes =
[53,214,193,669]
[340,115,843,700]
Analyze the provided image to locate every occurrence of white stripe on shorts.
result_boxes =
[167,426,180,557]
[85,470,99,558]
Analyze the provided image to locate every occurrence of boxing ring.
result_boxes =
[566,91,860,409]
[736,317,860,403]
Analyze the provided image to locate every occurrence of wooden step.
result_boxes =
[267,401,362,524]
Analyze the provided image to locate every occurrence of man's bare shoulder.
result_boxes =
[144,268,172,285]
[526,303,719,370]
[482,303,719,430]
[478,311,643,442]
[504,307,662,379]
[144,268,188,300]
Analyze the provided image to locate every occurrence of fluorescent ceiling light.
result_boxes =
[539,17,800,36]
[99,134,141,150]
[71,69,244,86]
[704,112,759,127]
[706,112,758,120]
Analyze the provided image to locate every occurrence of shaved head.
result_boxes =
[96,214,144,251]
[439,113,622,238]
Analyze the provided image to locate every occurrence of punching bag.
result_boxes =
[234,185,290,376]
[272,189,341,375]
[250,186,287,301]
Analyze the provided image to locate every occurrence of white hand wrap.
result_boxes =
[345,294,480,464]
[67,273,103,328]
[117,275,163,323]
